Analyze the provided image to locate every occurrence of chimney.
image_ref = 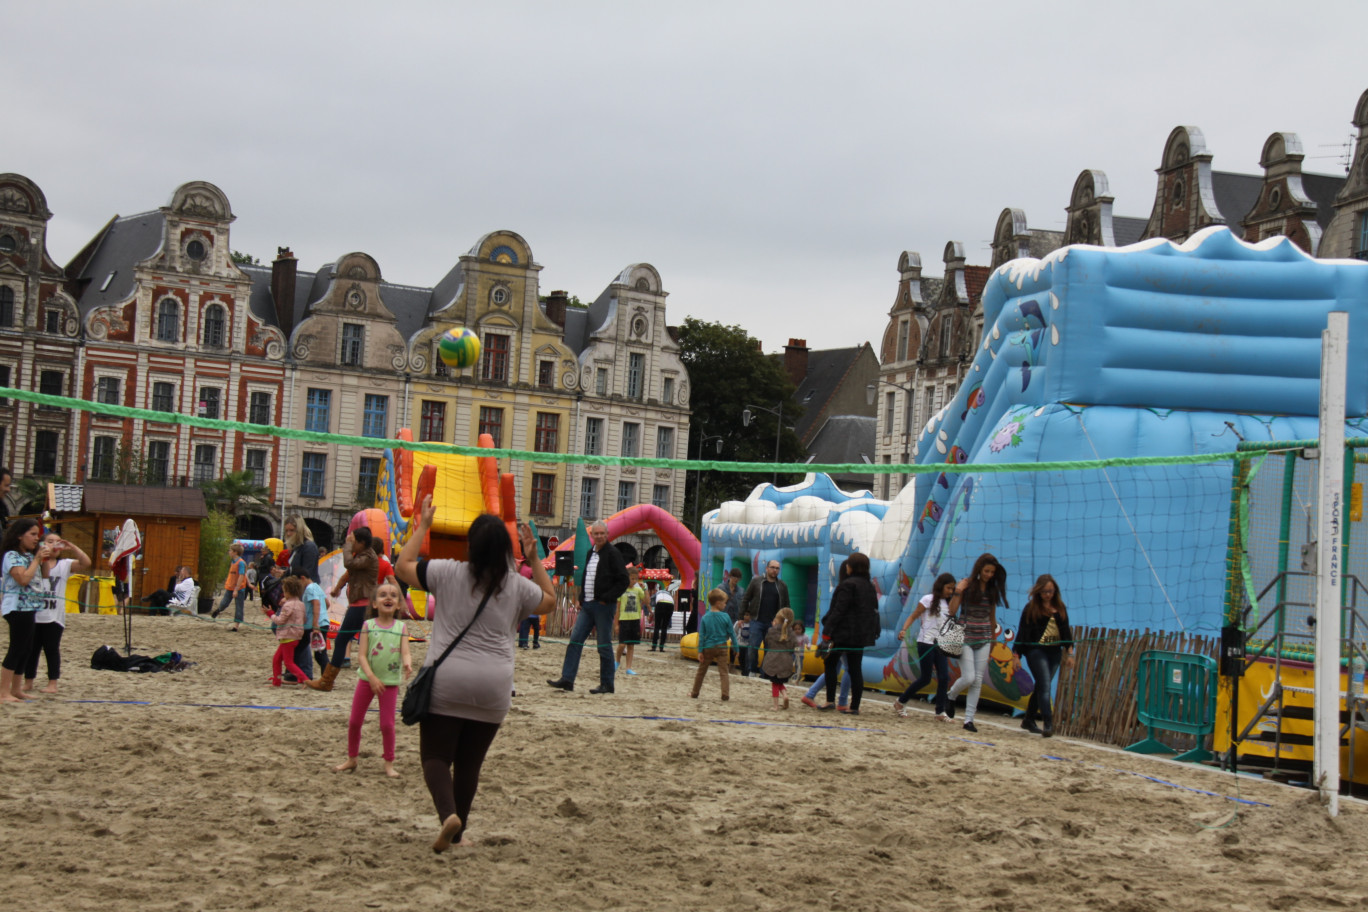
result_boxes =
[271,247,298,340]
[784,338,809,385]
[544,289,569,328]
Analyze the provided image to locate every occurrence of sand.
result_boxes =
[2,611,1366,912]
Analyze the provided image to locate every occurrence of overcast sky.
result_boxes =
[10,2,1368,353]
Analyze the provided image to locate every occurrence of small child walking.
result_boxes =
[788,618,808,682]
[760,607,797,710]
[690,588,735,700]
[266,576,309,687]
[334,580,411,778]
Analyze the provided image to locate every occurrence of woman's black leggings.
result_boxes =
[330,603,368,667]
[826,646,865,710]
[2,612,36,673]
[898,641,950,713]
[419,714,502,835]
[23,622,62,681]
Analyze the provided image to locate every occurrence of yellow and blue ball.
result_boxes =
[438,327,481,369]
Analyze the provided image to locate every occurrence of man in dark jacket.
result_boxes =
[740,560,790,676]
[548,520,630,694]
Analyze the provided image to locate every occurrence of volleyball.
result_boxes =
[438,327,481,369]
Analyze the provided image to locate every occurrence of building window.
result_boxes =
[626,353,645,399]
[156,298,180,342]
[38,370,63,409]
[884,392,895,434]
[652,484,670,510]
[341,323,364,366]
[940,318,952,358]
[245,449,267,487]
[530,473,555,515]
[152,381,176,413]
[91,436,116,481]
[44,309,61,334]
[420,400,446,442]
[202,304,226,347]
[300,452,327,498]
[0,364,7,404]
[621,422,640,458]
[362,394,388,438]
[198,387,221,420]
[580,477,599,519]
[305,388,330,433]
[662,376,674,404]
[945,383,956,404]
[249,391,272,425]
[481,332,510,382]
[0,287,12,327]
[33,430,59,476]
[655,426,674,459]
[1357,211,1368,260]
[96,376,121,405]
[357,457,380,506]
[897,319,909,362]
[923,386,934,424]
[616,480,636,511]
[193,444,217,485]
[146,440,170,484]
[478,406,504,447]
[904,392,915,436]
[537,360,555,389]
[595,367,607,396]
[584,417,603,456]
[534,412,559,453]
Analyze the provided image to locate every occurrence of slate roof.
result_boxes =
[68,210,165,315]
[1212,171,1264,227]
[793,346,864,444]
[1301,172,1348,230]
[1113,216,1148,247]
[240,263,442,342]
[805,414,876,468]
[80,483,207,519]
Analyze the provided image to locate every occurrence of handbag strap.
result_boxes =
[425,586,496,673]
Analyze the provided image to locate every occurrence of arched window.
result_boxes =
[202,304,226,347]
[0,286,13,327]
[156,298,180,342]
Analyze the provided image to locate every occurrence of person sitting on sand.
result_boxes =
[143,566,196,613]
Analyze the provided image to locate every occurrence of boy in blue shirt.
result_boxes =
[690,588,736,701]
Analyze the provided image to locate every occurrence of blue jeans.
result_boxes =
[560,600,615,688]
[745,619,767,676]
[216,587,247,622]
[293,636,314,680]
[805,654,852,705]
[1023,647,1062,724]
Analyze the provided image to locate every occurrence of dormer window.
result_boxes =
[186,239,207,261]
[0,235,15,254]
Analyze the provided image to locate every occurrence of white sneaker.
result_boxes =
[893,702,908,718]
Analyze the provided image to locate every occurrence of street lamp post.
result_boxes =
[691,433,724,531]
[742,402,784,485]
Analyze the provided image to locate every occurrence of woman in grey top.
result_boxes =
[396,495,555,853]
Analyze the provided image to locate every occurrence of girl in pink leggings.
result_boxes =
[334,581,411,778]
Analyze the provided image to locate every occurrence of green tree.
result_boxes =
[199,469,271,517]
[677,318,805,532]
[198,508,235,596]
[11,475,66,515]
[230,250,260,265]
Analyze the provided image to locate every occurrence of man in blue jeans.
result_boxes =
[547,520,629,694]
[740,559,790,676]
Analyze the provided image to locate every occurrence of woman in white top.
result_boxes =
[23,532,91,694]
[396,496,555,854]
[893,572,956,720]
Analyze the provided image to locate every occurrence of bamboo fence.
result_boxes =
[1053,626,1218,751]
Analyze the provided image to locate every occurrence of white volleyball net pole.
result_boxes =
[1315,311,1347,817]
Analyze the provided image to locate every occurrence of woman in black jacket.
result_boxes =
[1013,574,1074,737]
[819,552,880,715]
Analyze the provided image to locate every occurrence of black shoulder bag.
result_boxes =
[401,587,495,726]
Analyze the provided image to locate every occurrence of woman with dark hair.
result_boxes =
[893,572,957,720]
[945,552,1008,733]
[308,527,378,692]
[817,551,880,715]
[1,518,50,702]
[24,530,92,694]
[396,496,555,852]
[1014,574,1074,737]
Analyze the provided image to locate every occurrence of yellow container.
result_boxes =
[65,574,88,613]
[409,589,427,619]
[90,576,118,615]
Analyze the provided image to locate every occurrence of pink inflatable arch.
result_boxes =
[552,504,700,589]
